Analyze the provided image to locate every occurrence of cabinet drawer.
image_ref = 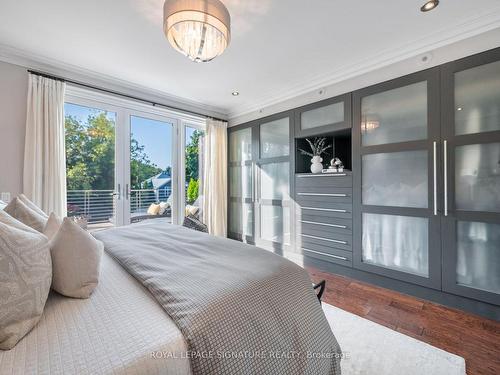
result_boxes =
[299,231,352,251]
[296,188,352,204]
[296,173,352,189]
[298,212,352,231]
[300,245,352,267]
[299,219,352,236]
[298,203,352,219]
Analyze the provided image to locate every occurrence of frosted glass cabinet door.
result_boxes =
[455,60,500,135]
[229,128,252,162]
[455,143,500,212]
[260,206,291,245]
[229,165,252,199]
[362,213,429,277]
[229,202,253,237]
[260,162,290,200]
[362,151,428,208]
[456,221,500,295]
[260,118,289,158]
[301,102,344,131]
[361,81,428,146]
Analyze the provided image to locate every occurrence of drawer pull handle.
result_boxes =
[300,220,348,229]
[302,248,348,261]
[301,234,348,245]
[297,193,348,197]
[302,207,348,213]
[297,174,347,177]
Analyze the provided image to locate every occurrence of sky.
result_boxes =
[64,103,200,170]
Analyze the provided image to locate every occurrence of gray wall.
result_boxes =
[0,61,27,199]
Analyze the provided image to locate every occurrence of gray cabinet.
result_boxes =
[295,172,353,267]
[441,49,500,305]
[228,111,295,252]
[353,68,443,290]
[295,94,351,138]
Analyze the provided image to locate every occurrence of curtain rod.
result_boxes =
[27,69,226,122]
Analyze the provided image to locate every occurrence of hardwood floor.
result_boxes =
[307,266,500,375]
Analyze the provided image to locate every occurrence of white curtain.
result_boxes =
[202,119,228,237]
[23,74,67,217]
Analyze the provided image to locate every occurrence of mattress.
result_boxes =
[0,253,191,375]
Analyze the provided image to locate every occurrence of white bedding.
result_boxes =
[0,253,191,375]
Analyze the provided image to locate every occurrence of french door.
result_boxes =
[64,88,205,228]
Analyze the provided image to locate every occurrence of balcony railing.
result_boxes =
[67,188,172,225]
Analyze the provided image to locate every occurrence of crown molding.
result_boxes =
[227,7,500,120]
[0,44,228,120]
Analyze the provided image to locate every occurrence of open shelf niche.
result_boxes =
[295,128,352,174]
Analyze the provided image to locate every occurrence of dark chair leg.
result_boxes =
[313,280,326,303]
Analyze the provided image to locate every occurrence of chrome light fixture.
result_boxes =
[421,0,439,12]
[163,0,231,63]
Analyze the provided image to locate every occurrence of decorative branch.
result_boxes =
[298,137,332,157]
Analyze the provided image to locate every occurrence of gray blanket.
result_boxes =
[94,221,342,375]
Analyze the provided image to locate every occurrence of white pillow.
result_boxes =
[0,200,6,210]
[158,201,170,215]
[43,212,63,240]
[4,197,47,232]
[185,205,200,216]
[18,194,48,218]
[50,217,103,298]
[0,210,52,350]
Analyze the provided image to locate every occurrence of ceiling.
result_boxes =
[1,0,500,119]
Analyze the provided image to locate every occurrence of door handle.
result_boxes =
[433,141,437,216]
[125,184,130,200]
[113,184,121,200]
[443,140,448,216]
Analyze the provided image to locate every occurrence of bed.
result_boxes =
[0,220,341,374]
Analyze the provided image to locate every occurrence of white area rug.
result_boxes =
[322,303,466,375]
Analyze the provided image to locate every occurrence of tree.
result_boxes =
[186,178,199,204]
[65,113,162,191]
[185,130,204,184]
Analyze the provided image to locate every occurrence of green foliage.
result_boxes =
[186,178,200,204]
[65,112,162,191]
[185,130,204,184]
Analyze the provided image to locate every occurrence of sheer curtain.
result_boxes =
[202,119,228,237]
[23,74,67,217]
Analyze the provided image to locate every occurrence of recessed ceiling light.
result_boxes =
[457,107,463,111]
[421,0,439,12]
[232,91,240,96]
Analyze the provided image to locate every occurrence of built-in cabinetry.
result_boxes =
[228,111,295,251]
[228,47,500,318]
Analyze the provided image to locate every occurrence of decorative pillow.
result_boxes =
[147,203,161,216]
[4,197,47,232]
[50,218,103,298]
[0,200,6,210]
[18,194,48,218]
[158,201,170,215]
[43,212,62,240]
[185,205,200,217]
[0,211,52,350]
[182,214,208,233]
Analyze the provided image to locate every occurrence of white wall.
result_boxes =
[0,61,27,199]
[229,28,500,126]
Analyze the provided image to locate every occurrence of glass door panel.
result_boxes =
[362,213,429,277]
[361,81,428,146]
[228,127,254,242]
[301,102,344,131]
[455,60,500,135]
[184,126,205,220]
[456,221,500,294]
[260,118,289,158]
[129,115,174,224]
[455,142,500,212]
[362,151,428,208]
[64,102,118,229]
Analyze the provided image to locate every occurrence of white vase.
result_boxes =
[310,156,323,174]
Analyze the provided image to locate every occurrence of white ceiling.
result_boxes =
[1,0,500,119]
